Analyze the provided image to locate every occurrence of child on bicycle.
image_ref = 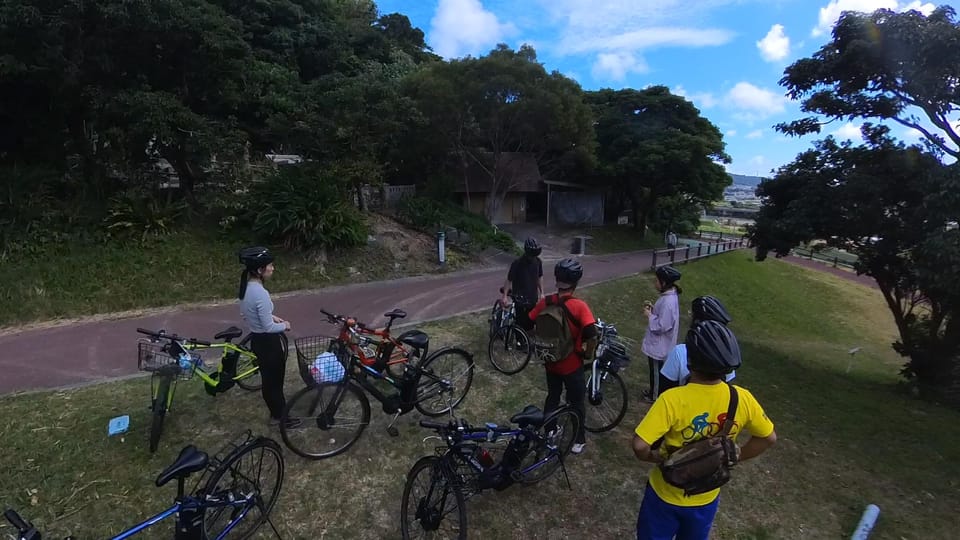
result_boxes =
[527,258,598,454]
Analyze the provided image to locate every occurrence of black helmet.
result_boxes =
[554,258,583,286]
[239,246,274,271]
[524,237,542,257]
[686,320,741,375]
[692,296,732,325]
[655,265,681,285]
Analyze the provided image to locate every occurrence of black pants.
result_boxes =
[647,356,664,398]
[515,302,536,331]
[250,332,289,420]
[544,366,587,444]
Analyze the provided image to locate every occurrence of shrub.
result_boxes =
[396,195,519,253]
[104,192,188,241]
[246,165,368,250]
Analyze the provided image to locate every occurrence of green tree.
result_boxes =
[776,5,960,158]
[404,44,595,221]
[587,86,730,235]
[749,126,960,403]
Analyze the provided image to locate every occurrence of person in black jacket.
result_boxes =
[500,237,544,330]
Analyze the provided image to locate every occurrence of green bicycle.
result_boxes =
[137,327,261,453]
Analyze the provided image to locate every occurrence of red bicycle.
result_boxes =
[280,308,475,460]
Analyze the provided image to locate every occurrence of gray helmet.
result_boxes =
[686,320,741,375]
[655,265,681,285]
[554,258,583,285]
[692,296,732,325]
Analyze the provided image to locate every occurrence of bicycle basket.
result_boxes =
[293,335,347,387]
[138,341,177,372]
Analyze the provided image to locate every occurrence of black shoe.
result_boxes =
[282,417,302,430]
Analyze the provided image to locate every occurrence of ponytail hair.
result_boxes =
[238,269,249,300]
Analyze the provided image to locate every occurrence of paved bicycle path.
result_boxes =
[0,250,668,395]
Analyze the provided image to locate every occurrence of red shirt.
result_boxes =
[528,293,596,375]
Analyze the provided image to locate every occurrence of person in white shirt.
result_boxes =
[659,295,736,392]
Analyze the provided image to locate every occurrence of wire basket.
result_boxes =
[293,335,347,387]
[138,341,177,372]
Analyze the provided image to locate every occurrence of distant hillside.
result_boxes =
[728,173,766,187]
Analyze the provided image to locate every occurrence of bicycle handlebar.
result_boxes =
[136,328,211,347]
[319,309,369,330]
[4,509,35,538]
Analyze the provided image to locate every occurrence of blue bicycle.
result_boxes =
[401,405,580,539]
[4,432,285,540]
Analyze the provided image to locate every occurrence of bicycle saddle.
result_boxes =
[398,329,429,349]
[510,405,545,428]
[214,326,243,341]
[384,309,407,320]
[156,445,209,487]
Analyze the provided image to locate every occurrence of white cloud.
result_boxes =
[757,24,791,62]
[592,52,648,81]
[673,85,719,109]
[726,82,787,118]
[746,129,764,139]
[901,127,924,141]
[429,0,517,58]
[833,122,864,140]
[811,0,936,38]
[563,27,735,55]
[726,130,737,137]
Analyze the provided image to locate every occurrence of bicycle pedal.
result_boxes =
[386,426,400,437]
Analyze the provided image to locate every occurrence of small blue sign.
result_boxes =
[108,415,130,436]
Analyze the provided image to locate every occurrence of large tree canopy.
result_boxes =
[403,44,595,221]
[587,87,731,235]
[750,125,960,402]
[777,5,960,158]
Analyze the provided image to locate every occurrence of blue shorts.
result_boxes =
[636,483,720,540]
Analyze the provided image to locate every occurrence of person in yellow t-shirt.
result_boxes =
[631,320,777,540]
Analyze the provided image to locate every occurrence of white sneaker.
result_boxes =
[571,443,586,455]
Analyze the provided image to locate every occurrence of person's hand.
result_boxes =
[284,321,291,332]
[500,295,509,307]
[643,305,652,317]
[272,315,283,323]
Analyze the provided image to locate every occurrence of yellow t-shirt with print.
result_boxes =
[634,382,774,507]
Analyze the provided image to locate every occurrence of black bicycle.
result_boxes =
[3,431,284,540]
[280,308,475,460]
[583,318,633,432]
[487,289,534,375]
[401,405,580,539]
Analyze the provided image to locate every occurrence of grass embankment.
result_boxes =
[1,253,957,538]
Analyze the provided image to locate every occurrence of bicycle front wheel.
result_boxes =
[583,368,628,432]
[235,336,262,391]
[487,325,531,375]
[401,456,467,540]
[202,436,285,540]
[517,407,579,485]
[415,348,475,417]
[281,382,371,460]
[149,372,174,454]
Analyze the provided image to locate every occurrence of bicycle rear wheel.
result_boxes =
[516,408,579,485]
[201,436,285,540]
[149,372,175,454]
[583,368,628,432]
[281,382,371,460]
[235,336,262,391]
[487,325,531,375]
[414,348,475,417]
[401,456,467,540]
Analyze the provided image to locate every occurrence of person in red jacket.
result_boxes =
[527,258,598,454]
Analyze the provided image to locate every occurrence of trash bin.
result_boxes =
[571,236,587,255]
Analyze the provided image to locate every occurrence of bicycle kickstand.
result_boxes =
[557,450,573,491]
[385,410,402,437]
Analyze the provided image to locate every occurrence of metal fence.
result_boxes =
[650,237,751,270]
[790,247,857,270]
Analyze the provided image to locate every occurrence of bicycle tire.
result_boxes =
[487,325,532,375]
[584,368,629,432]
[280,382,371,460]
[414,348,475,417]
[516,407,579,485]
[149,373,173,454]
[401,456,467,540]
[201,436,285,540]
[488,301,501,338]
[234,336,261,391]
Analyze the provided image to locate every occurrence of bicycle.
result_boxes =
[136,327,261,453]
[487,289,534,375]
[401,405,580,539]
[582,318,633,432]
[280,308,475,460]
[3,431,285,540]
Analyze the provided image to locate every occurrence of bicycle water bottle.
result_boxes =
[178,352,194,372]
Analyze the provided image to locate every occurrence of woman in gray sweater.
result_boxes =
[238,246,296,427]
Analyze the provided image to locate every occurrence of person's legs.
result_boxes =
[644,356,663,401]
[516,303,535,331]
[543,370,564,415]
[253,333,287,421]
[562,367,587,445]
[636,483,681,540]
[675,496,720,540]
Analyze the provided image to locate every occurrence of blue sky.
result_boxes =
[375,0,958,176]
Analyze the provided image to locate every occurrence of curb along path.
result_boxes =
[0,244,744,395]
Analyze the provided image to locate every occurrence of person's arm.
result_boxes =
[632,435,664,464]
[739,431,777,461]
[632,393,671,463]
[646,298,677,334]
[254,291,288,333]
[537,259,544,299]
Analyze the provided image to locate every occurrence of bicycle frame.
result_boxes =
[181,341,259,387]
[454,428,560,479]
[110,494,253,540]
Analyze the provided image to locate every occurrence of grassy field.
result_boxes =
[583,226,665,254]
[2,253,958,539]
[0,223,470,329]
